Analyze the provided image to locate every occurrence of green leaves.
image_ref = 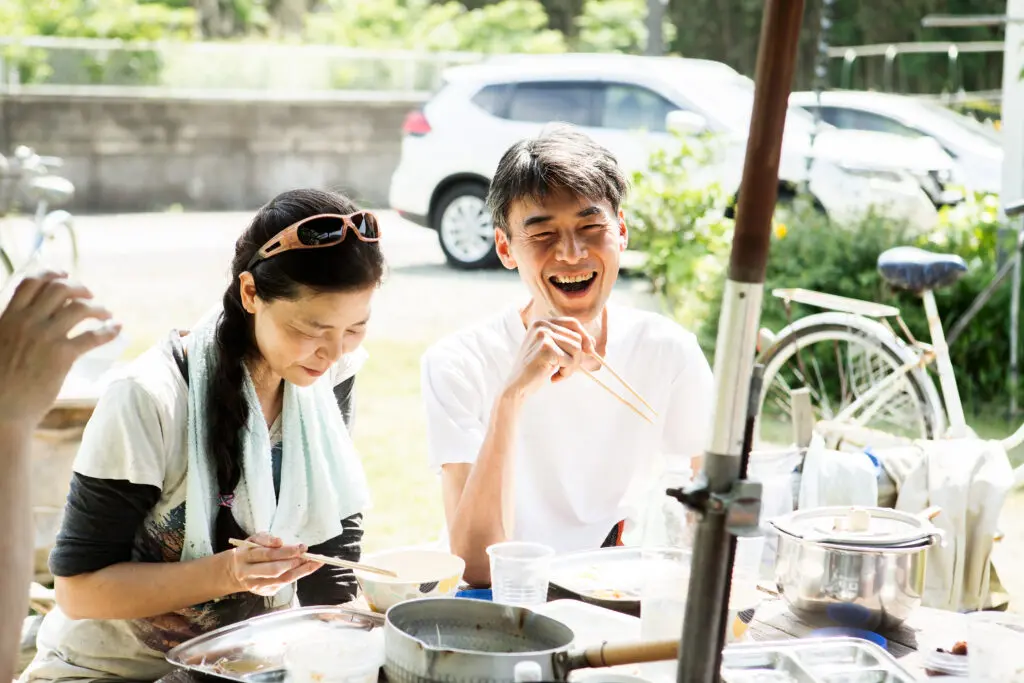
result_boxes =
[309,0,566,53]
[574,0,675,54]
[627,131,734,333]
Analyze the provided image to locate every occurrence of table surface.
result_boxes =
[157,599,967,682]
[748,598,967,679]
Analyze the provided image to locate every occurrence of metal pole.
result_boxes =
[807,0,833,189]
[1003,0,1024,417]
[676,2,805,682]
[1011,247,1021,417]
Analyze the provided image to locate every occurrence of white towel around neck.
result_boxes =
[180,313,371,594]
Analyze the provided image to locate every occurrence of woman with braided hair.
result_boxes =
[23,188,385,682]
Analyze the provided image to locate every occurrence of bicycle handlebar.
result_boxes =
[1006,200,1024,218]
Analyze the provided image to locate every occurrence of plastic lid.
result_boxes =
[513,661,543,682]
[770,506,939,548]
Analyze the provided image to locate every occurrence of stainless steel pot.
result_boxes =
[384,598,678,683]
[769,506,943,631]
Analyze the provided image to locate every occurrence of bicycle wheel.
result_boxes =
[756,311,945,447]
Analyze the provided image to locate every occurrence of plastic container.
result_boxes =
[639,547,693,642]
[747,447,801,577]
[284,630,383,683]
[726,536,767,644]
[637,465,695,550]
[966,610,1024,682]
[486,541,555,607]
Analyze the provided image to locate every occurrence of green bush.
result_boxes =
[743,195,1015,409]
[574,0,675,54]
[627,132,734,333]
[308,0,566,53]
[629,138,1018,409]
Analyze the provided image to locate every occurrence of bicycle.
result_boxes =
[753,199,1024,484]
[0,146,79,289]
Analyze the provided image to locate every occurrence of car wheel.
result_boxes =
[434,183,499,270]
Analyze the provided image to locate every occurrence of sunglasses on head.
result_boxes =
[245,211,382,271]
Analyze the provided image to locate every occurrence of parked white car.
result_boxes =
[790,90,1003,195]
[389,54,954,269]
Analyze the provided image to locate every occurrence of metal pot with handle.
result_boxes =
[769,505,944,630]
[384,598,677,683]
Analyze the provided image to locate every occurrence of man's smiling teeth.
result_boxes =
[551,272,595,283]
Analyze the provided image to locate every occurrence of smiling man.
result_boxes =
[421,125,714,585]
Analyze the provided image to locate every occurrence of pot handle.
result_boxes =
[582,639,679,668]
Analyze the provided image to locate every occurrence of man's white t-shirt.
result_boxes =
[421,304,714,553]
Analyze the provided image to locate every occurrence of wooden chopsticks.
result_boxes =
[578,356,657,425]
[228,538,399,577]
[539,305,657,424]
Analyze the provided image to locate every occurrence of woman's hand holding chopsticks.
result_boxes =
[225,532,323,597]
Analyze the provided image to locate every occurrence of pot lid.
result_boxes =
[769,506,940,548]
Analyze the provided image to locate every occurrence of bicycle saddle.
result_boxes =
[877,246,967,293]
[25,175,75,207]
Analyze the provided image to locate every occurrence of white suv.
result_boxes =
[790,90,1002,195]
[389,54,952,269]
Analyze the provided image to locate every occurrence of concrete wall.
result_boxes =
[0,90,426,212]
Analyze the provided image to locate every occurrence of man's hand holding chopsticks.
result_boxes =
[505,317,598,398]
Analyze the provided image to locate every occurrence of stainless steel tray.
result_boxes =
[165,606,382,683]
[722,637,916,682]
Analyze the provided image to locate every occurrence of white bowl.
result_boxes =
[354,549,465,613]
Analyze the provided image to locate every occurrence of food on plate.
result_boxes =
[935,640,968,656]
[552,562,646,602]
[588,588,641,600]
[210,656,276,675]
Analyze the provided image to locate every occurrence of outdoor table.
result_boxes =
[154,596,966,682]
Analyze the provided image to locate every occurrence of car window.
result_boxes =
[506,82,599,126]
[600,84,679,132]
[470,84,511,117]
[821,107,923,138]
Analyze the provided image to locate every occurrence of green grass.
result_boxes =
[352,340,445,553]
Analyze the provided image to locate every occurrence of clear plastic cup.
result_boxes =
[967,611,1024,682]
[487,541,555,607]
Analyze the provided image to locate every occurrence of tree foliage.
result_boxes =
[4,0,1011,96]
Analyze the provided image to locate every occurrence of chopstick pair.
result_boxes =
[578,353,658,425]
[228,538,398,577]
[540,305,657,424]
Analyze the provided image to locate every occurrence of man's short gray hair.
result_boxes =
[486,124,629,236]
